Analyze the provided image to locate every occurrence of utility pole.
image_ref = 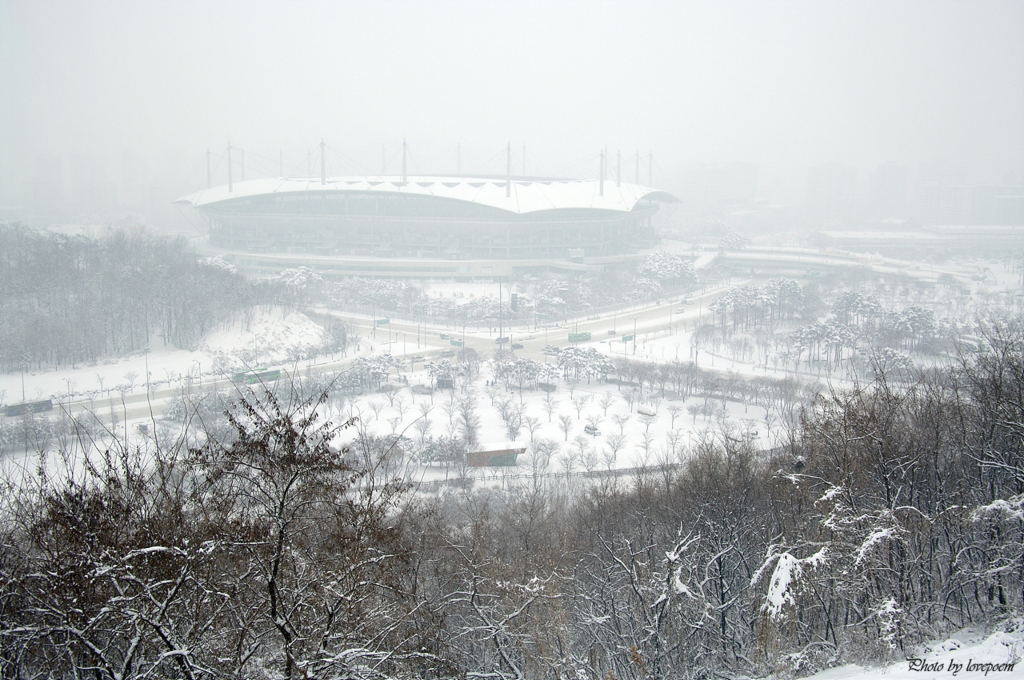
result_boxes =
[599,148,605,196]
[240,149,245,182]
[506,142,512,198]
[402,138,407,183]
[227,143,233,192]
[616,149,621,187]
[320,139,326,185]
[206,149,211,189]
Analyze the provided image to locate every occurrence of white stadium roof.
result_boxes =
[175,176,678,215]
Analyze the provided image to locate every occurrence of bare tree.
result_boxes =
[523,415,543,443]
[457,393,481,448]
[123,369,138,391]
[667,403,682,428]
[558,449,578,482]
[394,394,410,421]
[542,391,559,422]
[526,437,559,482]
[414,402,433,442]
[367,398,387,422]
[441,392,458,428]
[558,413,574,441]
[380,383,400,407]
[571,393,592,419]
[612,412,631,436]
[604,433,626,469]
[599,390,617,416]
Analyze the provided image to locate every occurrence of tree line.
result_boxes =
[0,224,257,373]
[0,322,1021,678]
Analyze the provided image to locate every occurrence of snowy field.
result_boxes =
[804,620,1023,680]
[0,307,367,404]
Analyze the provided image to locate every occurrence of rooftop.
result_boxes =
[175,176,679,216]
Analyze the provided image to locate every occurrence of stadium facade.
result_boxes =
[175,175,678,278]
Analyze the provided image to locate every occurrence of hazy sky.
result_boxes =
[2,0,1022,204]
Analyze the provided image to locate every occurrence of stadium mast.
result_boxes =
[402,139,407,184]
[616,150,621,187]
[599,149,605,197]
[320,139,326,185]
[506,142,511,198]
[206,149,211,189]
[227,143,233,192]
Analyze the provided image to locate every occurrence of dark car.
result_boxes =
[511,343,524,350]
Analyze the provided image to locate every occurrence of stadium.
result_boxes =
[175,174,679,279]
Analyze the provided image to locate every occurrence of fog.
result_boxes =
[5,4,1024,678]
[2,0,1022,222]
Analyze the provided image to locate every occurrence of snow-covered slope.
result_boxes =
[805,620,1023,680]
[201,307,326,367]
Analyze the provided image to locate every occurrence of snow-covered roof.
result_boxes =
[174,176,679,215]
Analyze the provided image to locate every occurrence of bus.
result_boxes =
[232,368,282,385]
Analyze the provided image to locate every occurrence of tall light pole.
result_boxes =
[632,318,639,355]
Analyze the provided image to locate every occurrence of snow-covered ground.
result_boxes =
[805,619,1023,680]
[6,254,1023,481]
[0,307,365,405]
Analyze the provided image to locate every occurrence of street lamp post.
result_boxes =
[632,318,639,355]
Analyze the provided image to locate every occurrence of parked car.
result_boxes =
[439,349,455,357]
[511,343,524,350]
[584,425,601,436]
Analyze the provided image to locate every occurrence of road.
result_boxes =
[334,283,735,367]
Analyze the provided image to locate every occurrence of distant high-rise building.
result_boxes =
[868,162,908,220]
[807,163,857,227]
[917,183,1024,226]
